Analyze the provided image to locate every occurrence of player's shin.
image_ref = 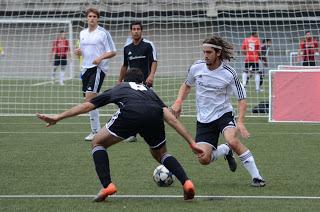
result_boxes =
[161,153,188,185]
[92,146,112,188]
[211,143,229,161]
[239,150,262,179]
[89,109,101,133]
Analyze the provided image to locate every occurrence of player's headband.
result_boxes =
[202,43,222,50]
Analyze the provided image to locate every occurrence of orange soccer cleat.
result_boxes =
[183,179,195,200]
[93,183,117,202]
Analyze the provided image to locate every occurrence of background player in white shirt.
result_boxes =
[171,35,265,187]
[75,8,117,141]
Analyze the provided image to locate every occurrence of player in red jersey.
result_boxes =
[241,31,262,92]
[298,31,319,66]
[51,30,70,85]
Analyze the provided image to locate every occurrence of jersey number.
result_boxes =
[129,82,147,91]
[248,42,255,51]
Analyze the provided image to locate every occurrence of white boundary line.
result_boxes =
[32,81,53,86]
[0,195,320,200]
[1,131,320,135]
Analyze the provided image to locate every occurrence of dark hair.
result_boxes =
[262,38,271,43]
[202,35,234,61]
[124,68,144,83]
[59,30,65,34]
[130,21,143,31]
[305,31,311,35]
[251,29,258,36]
[85,7,100,18]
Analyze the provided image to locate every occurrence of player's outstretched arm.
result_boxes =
[163,107,204,156]
[171,83,191,118]
[36,102,95,127]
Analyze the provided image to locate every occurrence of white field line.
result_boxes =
[32,81,53,86]
[0,131,320,135]
[0,194,320,200]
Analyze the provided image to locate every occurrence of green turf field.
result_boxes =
[1,116,320,211]
[0,76,269,117]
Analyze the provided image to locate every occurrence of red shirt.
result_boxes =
[241,36,261,63]
[52,38,69,57]
[299,38,319,61]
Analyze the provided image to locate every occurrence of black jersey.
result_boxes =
[123,38,157,81]
[90,82,166,111]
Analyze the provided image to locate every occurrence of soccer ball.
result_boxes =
[153,165,175,187]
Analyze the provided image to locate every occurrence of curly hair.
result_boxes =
[202,35,234,61]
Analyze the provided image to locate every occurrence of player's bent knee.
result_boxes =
[198,155,211,165]
[227,139,240,150]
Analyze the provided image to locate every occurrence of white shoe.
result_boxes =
[124,136,137,142]
[84,132,96,141]
[59,81,64,86]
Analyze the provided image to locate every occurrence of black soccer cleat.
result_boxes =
[251,178,266,187]
[225,148,237,172]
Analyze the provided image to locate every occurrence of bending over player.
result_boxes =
[36,68,203,202]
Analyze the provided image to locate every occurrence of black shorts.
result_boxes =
[81,67,105,95]
[106,105,166,150]
[53,55,67,66]
[303,61,316,66]
[195,112,236,149]
[244,62,259,72]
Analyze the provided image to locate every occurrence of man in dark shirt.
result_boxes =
[36,68,203,202]
[260,39,272,88]
[118,21,157,87]
[118,21,158,142]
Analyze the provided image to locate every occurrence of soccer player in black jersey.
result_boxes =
[118,21,158,142]
[36,68,203,202]
[118,21,157,87]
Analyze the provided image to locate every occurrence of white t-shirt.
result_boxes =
[79,25,116,72]
[185,61,246,123]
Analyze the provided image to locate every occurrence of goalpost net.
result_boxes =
[1,0,320,117]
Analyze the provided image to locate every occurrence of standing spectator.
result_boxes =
[260,39,272,89]
[75,8,117,141]
[118,21,158,142]
[51,30,69,85]
[241,31,262,93]
[36,68,203,202]
[171,35,266,187]
[118,21,158,87]
[298,31,319,66]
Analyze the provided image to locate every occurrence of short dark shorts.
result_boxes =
[81,66,105,95]
[244,62,260,72]
[195,112,236,149]
[53,55,67,66]
[106,105,166,150]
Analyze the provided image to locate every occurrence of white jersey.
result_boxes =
[79,26,116,72]
[185,61,246,123]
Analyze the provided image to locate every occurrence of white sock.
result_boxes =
[254,74,260,91]
[242,72,248,86]
[60,69,65,84]
[211,144,230,161]
[52,67,57,80]
[239,150,262,179]
[89,109,101,133]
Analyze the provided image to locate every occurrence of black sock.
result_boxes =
[161,154,188,185]
[260,76,263,86]
[92,146,111,188]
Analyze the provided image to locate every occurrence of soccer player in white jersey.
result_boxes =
[171,35,265,187]
[75,8,117,141]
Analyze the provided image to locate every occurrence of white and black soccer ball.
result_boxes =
[153,165,175,187]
